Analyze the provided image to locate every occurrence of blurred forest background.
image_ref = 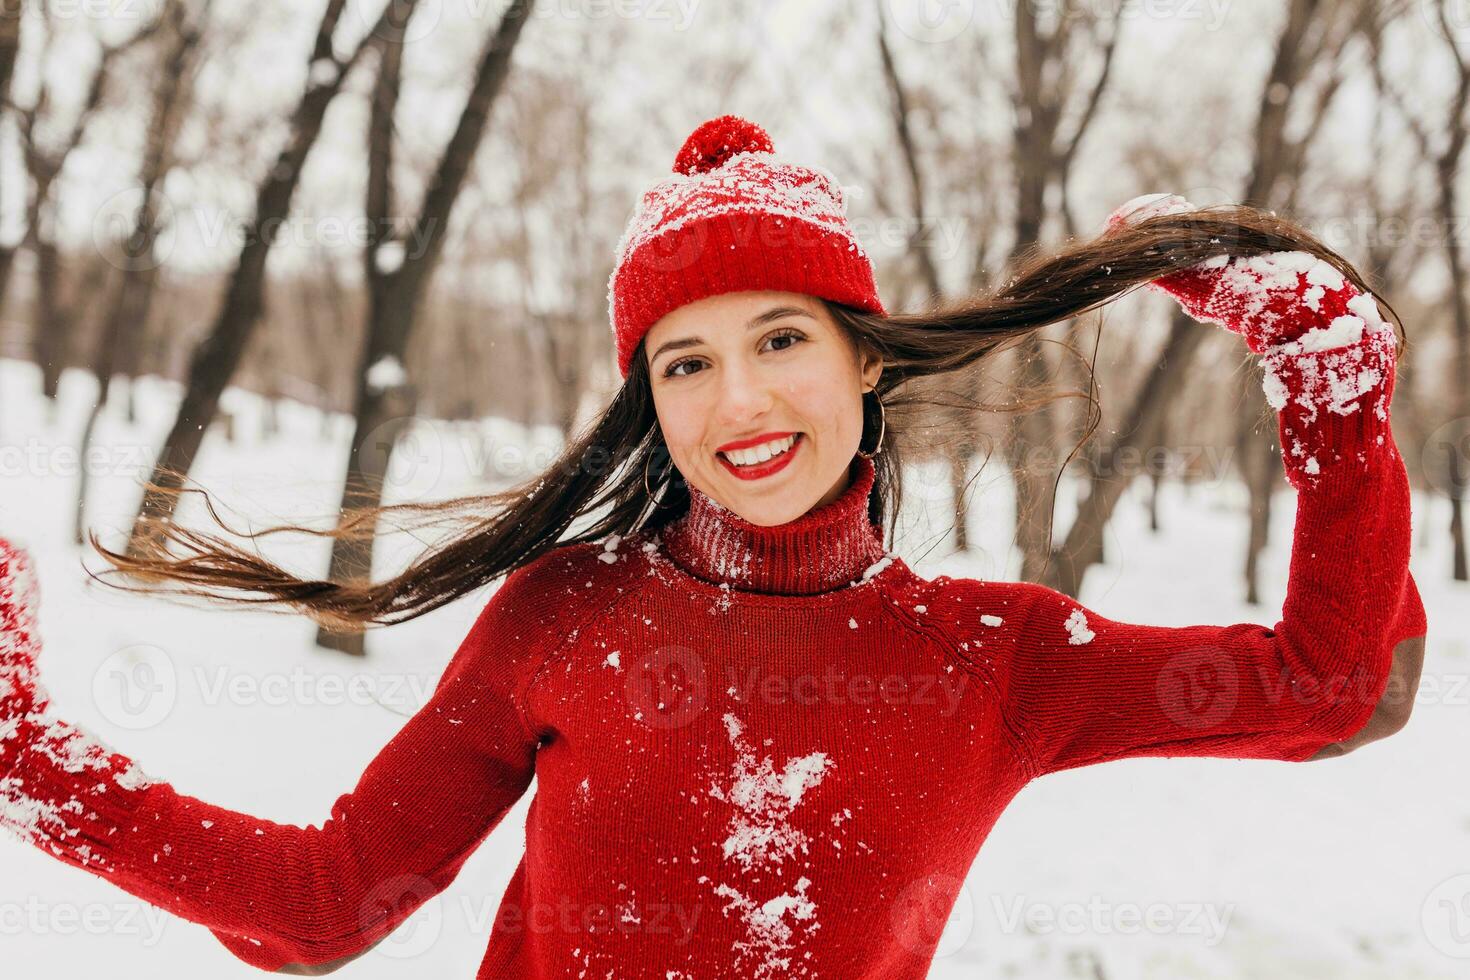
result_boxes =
[0,0,1465,643]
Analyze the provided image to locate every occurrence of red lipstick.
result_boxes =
[716,432,804,481]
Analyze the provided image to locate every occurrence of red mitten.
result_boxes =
[0,538,49,724]
[0,708,157,875]
[1105,192,1225,316]
[1106,194,1400,491]
[1104,193,1387,354]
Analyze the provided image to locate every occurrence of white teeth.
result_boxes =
[722,434,797,467]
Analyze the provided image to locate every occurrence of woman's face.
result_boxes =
[644,290,883,527]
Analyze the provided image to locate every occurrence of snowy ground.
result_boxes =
[0,359,1465,979]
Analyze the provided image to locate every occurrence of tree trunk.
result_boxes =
[315,0,536,654]
[125,0,395,558]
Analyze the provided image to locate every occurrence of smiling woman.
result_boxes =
[0,114,1427,978]
[643,290,882,524]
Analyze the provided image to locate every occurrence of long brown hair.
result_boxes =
[88,204,1406,633]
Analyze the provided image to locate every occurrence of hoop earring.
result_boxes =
[643,450,664,499]
[857,389,886,459]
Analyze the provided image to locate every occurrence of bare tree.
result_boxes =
[74,0,205,544]
[315,0,537,655]
[125,0,418,558]
[0,0,26,311]
[874,1,991,552]
[1004,0,1121,583]
[1049,0,1369,599]
[11,6,162,409]
[1370,0,1470,581]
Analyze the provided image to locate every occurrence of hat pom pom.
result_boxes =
[673,115,774,175]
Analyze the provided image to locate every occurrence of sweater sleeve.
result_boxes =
[979,254,1427,778]
[0,557,558,973]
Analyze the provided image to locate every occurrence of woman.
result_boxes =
[0,115,1428,977]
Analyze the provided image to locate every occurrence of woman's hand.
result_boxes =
[0,537,49,724]
[1104,192,1223,312]
[1104,192,1372,354]
[1106,193,1399,493]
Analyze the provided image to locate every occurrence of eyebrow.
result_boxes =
[649,306,817,367]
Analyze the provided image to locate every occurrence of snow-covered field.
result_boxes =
[0,359,1465,979]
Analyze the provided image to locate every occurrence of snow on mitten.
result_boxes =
[0,538,50,724]
[1104,192,1385,354]
[1105,192,1227,321]
[1105,193,1400,491]
[0,708,157,874]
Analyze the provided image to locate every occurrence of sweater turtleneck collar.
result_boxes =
[658,453,891,596]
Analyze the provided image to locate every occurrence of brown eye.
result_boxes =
[765,329,805,352]
[663,357,703,379]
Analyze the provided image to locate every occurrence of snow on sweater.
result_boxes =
[0,255,1428,977]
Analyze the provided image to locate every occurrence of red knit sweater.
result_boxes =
[0,255,1428,978]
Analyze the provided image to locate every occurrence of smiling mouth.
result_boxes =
[717,432,802,467]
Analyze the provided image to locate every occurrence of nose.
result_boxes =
[713,361,775,429]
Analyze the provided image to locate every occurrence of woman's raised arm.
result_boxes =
[925,195,1427,778]
[0,544,564,974]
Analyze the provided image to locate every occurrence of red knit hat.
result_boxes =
[606,115,887,379]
